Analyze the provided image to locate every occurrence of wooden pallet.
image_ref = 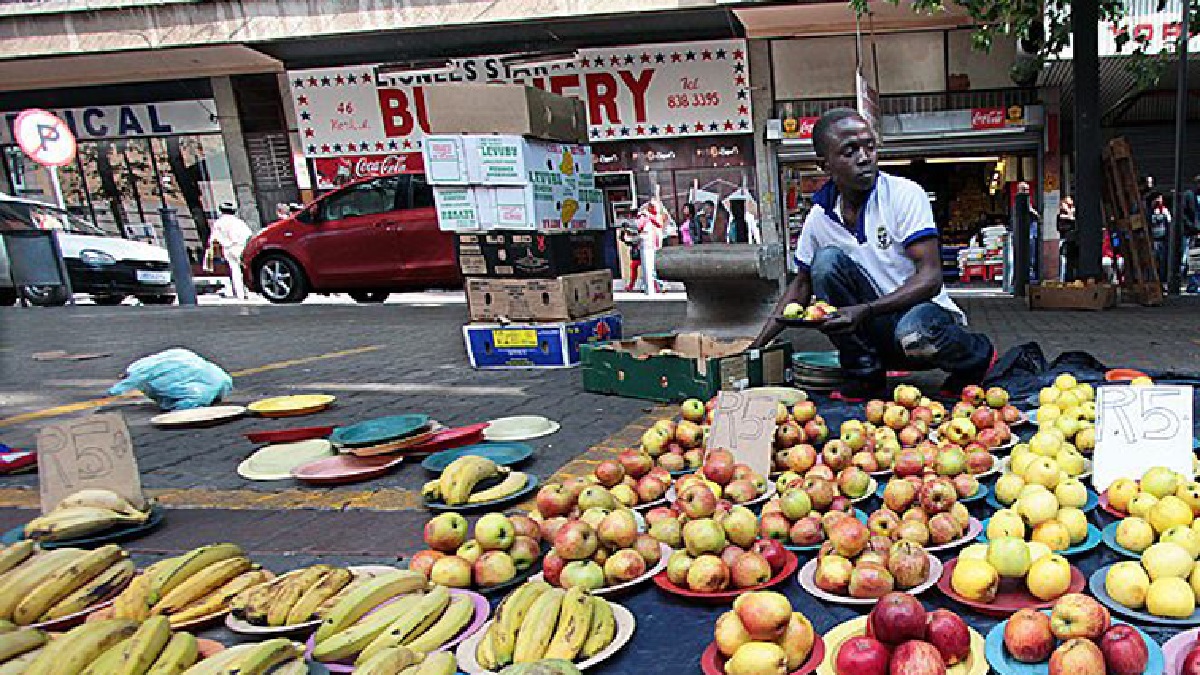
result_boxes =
[1102,138,1163,305]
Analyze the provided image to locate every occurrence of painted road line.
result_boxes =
[0,344,384,428]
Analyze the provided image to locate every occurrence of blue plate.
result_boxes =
[1090,564,1200,626]
[424,474,540,512]
[975,519,1102,557]
[1100,521,1144,560]
[874,480,989,503]
[984,609,1164,675]
[784,508,867,553]
[1,505,165,549]
[986,488,1098,514]
[331,414,430,448]
[420,442,534,473]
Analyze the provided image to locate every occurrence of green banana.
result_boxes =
[285,567,352,625]
[0,627,46,663]
[145,631,199,675]
[81,637,133,675]
[512,588,564,663]
[178,644,258,675]
[148,544,244,606]
[24,618,138,675]
[43,557,136,620]
[404,593,473,653]
[0,548,87,622]
[355,646,422,675]
[313,570,427,643]
[227,637,302,675]
[0,541,36,576]
[0,646,44,675]
[579,596,615,659]
[112,614,171,675]
[311,595,424,663]
[356,585,450,665]
[491,580,551,666]
[14,544,126,625]
[543,586,593,661]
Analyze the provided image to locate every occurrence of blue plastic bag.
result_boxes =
[109,348,233,410]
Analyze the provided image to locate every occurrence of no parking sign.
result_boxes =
[14,108,76,167]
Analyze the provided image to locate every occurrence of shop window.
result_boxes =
[410,174,435,209]
[320,178,399,220]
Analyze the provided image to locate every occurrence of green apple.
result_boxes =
[1026,541,1053,563]
[1143,467,1182,499]
[987,536,1031,578]
[960,543,989,561]
[1106,560,1151,609]
[1128,492,1160,519]
[1142,541,1196,581]
[988,509,1026,540]
[782,302,804,320]
[995,474,1026,506]
[1054,479,1088,509]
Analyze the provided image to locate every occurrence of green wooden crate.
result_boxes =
[580,333,793,402]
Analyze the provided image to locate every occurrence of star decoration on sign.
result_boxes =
[320,144,331,153]
[708,122,719,132]
[716,49,727,59]
[702,50,713,60]
[733,49,745,60]
[734,63,746,73]
[624,55,635,65]
[724,120,735,131]
[665,124,675,134]
[320,77,331,86]
[362,73,373,85]
[591,128,601,138]
[738,105,749,116]
[292,78,303,88]
[649,125,659,134]
[606,128,616,137]
[335,75,345,85]
[297,95,309,105]
[610,56,621,66]
[655,53,665,63]
[375,142,385,150]
[307,77,318,86]
[593,57,605,67]
[307,144,316,154]
[332,144,342,152]
[636,126,645,135]
[388,140,399,150]
[671,52,682,63]
[640,53,651,63]
[403,140,413,149]
[620,127,630,136]
[739,120,750,129]
[304,129,314,138]
[679,123,689,133]
[737,89,748,100]
[347,74,358,84]
[685,51,696,61]
[300,111,311,121]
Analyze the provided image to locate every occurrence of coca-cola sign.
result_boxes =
[971,108,1005,130]
[313,152,424,189]
[780,116,819,139]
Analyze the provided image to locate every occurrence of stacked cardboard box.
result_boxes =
[423,85,620,368]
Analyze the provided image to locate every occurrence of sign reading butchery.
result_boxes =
[288,39,751,159]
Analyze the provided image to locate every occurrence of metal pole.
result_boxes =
[1169,1,1191,295]
[1074,0,1104,279]
[1014,183,1031,297]
[48,166,65,209]
[159,207,197,306]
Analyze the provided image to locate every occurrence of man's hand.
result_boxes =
[749,318,781,350]
[819,303,871,335]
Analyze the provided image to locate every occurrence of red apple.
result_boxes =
[542,549,566,586]
[703,448,737,485]
[594,460,625,487]
[1049,638,1106,675]
[535,483,574,518]
[1099,624,1149,675]
[618,449,653,479]
[869,592,928,647]
[751,538,789,575]
[889,640,946,675]
[835,636,890,675]
[1181,644,1200,675]
[1004,608,1055,663]
[925,609,971,666]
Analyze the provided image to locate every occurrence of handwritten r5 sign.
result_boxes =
[705,390,776,479]
[37,414,145,513]
[1092,385,1195,492]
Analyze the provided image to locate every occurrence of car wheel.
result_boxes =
[0,289,17,306]
[136,294,175,305]
[21,285,68,307]
[92,294,126,306]
[349,291,390,303]
[257,255,309,304]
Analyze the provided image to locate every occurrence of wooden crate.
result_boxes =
[1028,283,1117,310]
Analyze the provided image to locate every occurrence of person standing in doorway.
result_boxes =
[206,202,254,300]
[636,202,664,294]
[1149,195,1171,284]
[678,203,700,246]
[1057,197,1077,281]
[619,224,642,292]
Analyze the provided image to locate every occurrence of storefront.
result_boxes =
[0,93,234,261]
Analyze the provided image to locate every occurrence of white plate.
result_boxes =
[456,601,635,674]
[224,565,402,636]
[997,456,1092,480]
[483,416,561,442]
[237,440,335,481]
[529,543,669,597]
[665,482,776,509]
[796,554,942,605]
[849,478,878,504]
[151,405,247,427]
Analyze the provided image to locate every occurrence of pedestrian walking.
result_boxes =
[619,224,641,292]
[678,203,700,246]
[1149,195,1171,283]
[205,202,254,300]
[1057,197,1077,281]
[636,202,664,294]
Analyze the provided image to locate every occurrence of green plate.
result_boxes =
[793,351,840,369]
[330,414,430,448]
[420,442,534,473]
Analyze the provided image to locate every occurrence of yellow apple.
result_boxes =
[1132,376,1154,387]
[1056,391,1081,411]
[1142,542,1196,581]
[1011,444,1031,459]
[1032,520,1072,552]
[1039,387,1061,406]
[1024,458,1061,490]
[1012,453,1038,478]
[1108,478,1140,513]
[1056,449,1086,477]
[952,557,999,602]
[1074,383,1095,402]
[1046,427,1066,443]
[1150,496,1195,535]
[1018,490,1060,527]
[1129,492,1160,519]
[1054,479,1088,509]
[1055,373,1078,390]
[1162,526,1200,559]
[960,543,989,561]
[1020,484,1051,499]
[1106,561,1151,609]
[1056,508,1089,545]
[1115,518,1156,553]
[1037,405,1062,425]
[1027,541,1053,564]
[1029,431,1062,457]
[1027,554,1072,601]
[987,537,1032,578]
[1191,563,1200,604]
[1074,427,1096,453]
[988,510,1026,540]
[1147,577,1196,617]
[1176,482,1200,516]
[1143,467,1182,499]
[995,474,1026,506]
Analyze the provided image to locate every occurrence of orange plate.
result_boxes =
[1106,368,1148,381]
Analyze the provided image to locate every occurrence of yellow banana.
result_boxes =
[55,489,143,513]
[512,587,564,663]
[148,543,244,606]
[231,569,300,624]
[314,570,427,643]
[0,645,44,675]
[421,479,442,501]
[355,646,422,675]
[25,619,138,675]
[404,593,473,653]
[285,567,352,625]
[81,637,133,675]
[152,556,251,615]
[467,470,527,504]
[269,660,308,675]
[0,541,36,576]
[14,544,126,625]
[315,575,372,619]
[170,568,273,624]
[414,651,456,675]
[544,586,593,661]
[145,631,198,675]
[491,580,551,666]
[112,614,171,675]
[43,557,136,620]
[579,596,615,659]
[439,456,499,505]
[178,644,258,675]
[263,565,331,627]
[113,570,154,621]
[23,506,145,541]
[0,627,46,662]
[227,638,302,675]
[311,597,422,663]
[357,585,450,665]
[0,548,86,622]
[475,627,500,671]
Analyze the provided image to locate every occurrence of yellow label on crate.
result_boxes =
[494,329,538,348]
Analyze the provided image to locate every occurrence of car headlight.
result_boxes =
[79,250,117,266]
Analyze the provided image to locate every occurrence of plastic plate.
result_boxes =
[1163,627,1200,674]
[245,425,336,445]
[817,616,988,675]
[225,566,400,636]
[423,474,540,512]
[874,481,989,504]
[986,488,1098,514]
[1100,521,1143,560]
[343,425,441,456]
[937,557,1085,618]
[783,509,867,554]
[151,405,247,428]
[1090,564,1200,626]
[2,505,165,549]
[456,601,633,674]
[776,315,834,328]
[291,454,403,485]
[651,548,798,603]
[420,442,534,473]
[984,610,1164,675]
[975,520,1102,557]
[701,635,824,675]
[925,517,985,553]
[482,415,560,442]
[247,394,336,417]
[796,554,942,605]
[1099,491,1129,519]
[531,543,671,597]
[330,414,431,448]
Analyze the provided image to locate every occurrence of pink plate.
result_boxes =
[292,454,402,485]
[1163,626,1200,674]
[245,426,335,444]
[305,588,489,672]
[652,548,798,603]
[937,557,1086,618]
[701,634,825,675]
[1099,492,1129,519]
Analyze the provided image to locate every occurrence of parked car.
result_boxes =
[242,173,461,303]
[0,194,175,306]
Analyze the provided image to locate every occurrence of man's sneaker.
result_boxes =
[831,372,888,403]
[938,347,999,400]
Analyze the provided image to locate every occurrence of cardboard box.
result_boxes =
[466,270,613,321]
[422,135,595,187]
[432,186,488,232]
[455,230,606,278]
[463,311,622,369]
[425,85,588,144]
[580,334,794,402]
[435,184,604,233]
[1028,283,1117,310]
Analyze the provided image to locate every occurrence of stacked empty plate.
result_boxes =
[238,439,336,481]
[330,414,442,456]
[791,351,845,392]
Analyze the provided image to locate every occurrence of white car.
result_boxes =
[0,194,174,306]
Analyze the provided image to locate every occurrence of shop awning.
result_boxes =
[0,45,282,92]
[776,127,1040,162]
[732,0,973,38]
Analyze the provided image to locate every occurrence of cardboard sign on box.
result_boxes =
[466,270,613,321]
[463,311,622,369]
[454,230,605,278]
[37,414,145,513]
[422,135,595,188]
[424,84,589,144]
[1093,384,1195,491]
[705,390,776,479]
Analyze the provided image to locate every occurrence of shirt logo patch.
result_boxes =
[877,224,891,249]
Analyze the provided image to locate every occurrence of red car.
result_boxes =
[243,173,461,303]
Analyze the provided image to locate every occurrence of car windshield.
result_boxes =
[0,200,107,236]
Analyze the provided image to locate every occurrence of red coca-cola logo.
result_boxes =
[354,154,416,176]
[797,117,817,138]
[971,108,1005,129]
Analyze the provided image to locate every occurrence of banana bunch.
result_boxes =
[110,543,273,627]
[0,542,136,626]
[0,617,198,675]
[180,637,307,675]
[230,564,360,627]
[355,647,457,675]
[311,580,476,666]
[475,582,616,670]
[24,489,152,542]
[422,456,529,505]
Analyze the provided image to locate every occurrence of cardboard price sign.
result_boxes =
[705,390,776,478]
[1093,385,1194,492]
[37,414,145,513]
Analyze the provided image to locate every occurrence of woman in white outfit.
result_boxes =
[206,202,254,300]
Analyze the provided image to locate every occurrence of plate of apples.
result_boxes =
[651,537,798,603]
[984,604,1164,675]
[777,300,838,326]
[1164,626,1200,674]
